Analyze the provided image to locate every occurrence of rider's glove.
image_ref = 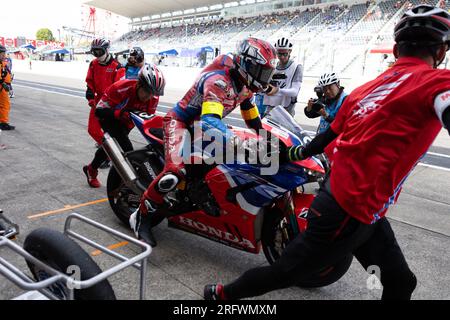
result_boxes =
[286,145,306,162]
[88,99,96,108]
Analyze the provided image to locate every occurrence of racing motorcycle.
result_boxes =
[105,106,353,287]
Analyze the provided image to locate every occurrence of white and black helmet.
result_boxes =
[274,37,293,51]
[138,64,166,96]
[318,72,340,88]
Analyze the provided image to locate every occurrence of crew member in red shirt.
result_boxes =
[83,64,165,188]
[85,38,125,175]
[205,5,450,300]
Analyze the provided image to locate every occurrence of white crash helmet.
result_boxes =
[274,37,293,51]
[318,72,340,88]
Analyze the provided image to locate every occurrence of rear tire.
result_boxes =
[24,228,116,300]
[106,151,165,228]
[261,210,353,288]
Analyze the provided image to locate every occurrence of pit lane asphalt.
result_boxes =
[0,75,449,300]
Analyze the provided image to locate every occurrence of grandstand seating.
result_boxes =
[115,0,445,76]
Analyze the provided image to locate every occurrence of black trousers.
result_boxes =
[224,180,417,300]
[91,117,133,170]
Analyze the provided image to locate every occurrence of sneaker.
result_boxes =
[129,208,157,247]
[204,284,227,300]
[0,123,15,130]
[99,159,111,169]
[83,165,101,188]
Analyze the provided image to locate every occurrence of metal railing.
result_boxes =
[0,213,152,300]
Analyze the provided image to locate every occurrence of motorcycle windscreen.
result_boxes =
[264,105,305,140]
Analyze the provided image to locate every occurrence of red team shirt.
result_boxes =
[330,57,450,224]
[97,79,159,129]
[86,58,125,104]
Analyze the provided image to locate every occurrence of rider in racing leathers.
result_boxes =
[129,38,278,247]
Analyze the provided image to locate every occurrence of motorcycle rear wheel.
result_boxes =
[106,151,165,228]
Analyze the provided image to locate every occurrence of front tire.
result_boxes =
[261,210,353,288]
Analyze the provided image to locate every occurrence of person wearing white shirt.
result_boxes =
[260,37,303,117]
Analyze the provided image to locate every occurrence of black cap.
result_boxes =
[0,45,6,53]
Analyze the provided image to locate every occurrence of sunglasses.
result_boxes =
[277,52,289,57]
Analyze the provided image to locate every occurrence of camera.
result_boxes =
[310,86,327,112]
[314,86,324,99]
[311,99,326,112]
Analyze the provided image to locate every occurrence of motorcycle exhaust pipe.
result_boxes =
[102,133,139,191]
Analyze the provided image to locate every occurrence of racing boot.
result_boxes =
[204,284,227,300]
[83,164,101,188]
[129,199,158,247]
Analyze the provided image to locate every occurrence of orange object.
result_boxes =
[0,60,11,123]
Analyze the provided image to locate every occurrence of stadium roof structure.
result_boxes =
[85,0,238,19]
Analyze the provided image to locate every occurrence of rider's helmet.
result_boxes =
[90,38,110,58]
[138,64,166,96]
[274,37,293,51]
[318,72,340,88]
[235,37,277,92]
[394,5,450,66]
[129,47,145,64]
